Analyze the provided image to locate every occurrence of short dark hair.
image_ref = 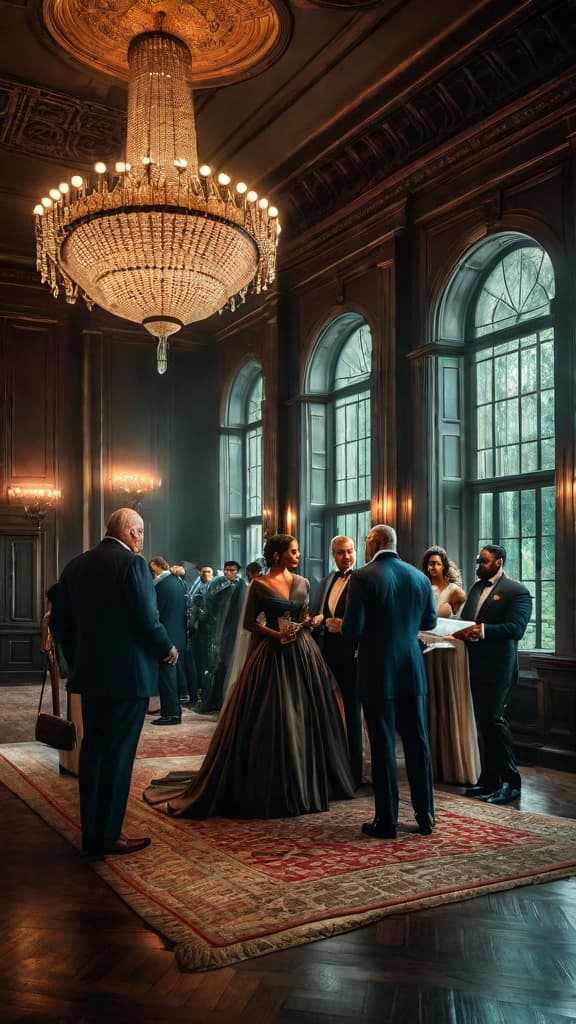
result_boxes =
[223,560,241,571]
[149,556,169,571]
[481,543,507,564]
[263,534,297,568]
[245,560,263,577]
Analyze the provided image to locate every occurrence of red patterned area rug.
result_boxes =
[135,712,216,758]
[1,742,576,973]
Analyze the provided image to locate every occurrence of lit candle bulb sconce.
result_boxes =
[7,486,62,521]
[285,505,296,536]
[111,473,162,513]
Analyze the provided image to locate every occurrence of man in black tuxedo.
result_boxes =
[343,525,437,839]
[453,544,532,805]
[149,557,187,725]
[51,509,177,857]
[312,535,362,787]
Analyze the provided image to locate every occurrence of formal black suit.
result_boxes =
[155,572,187,719]
[312,570,362,786]
[460,573,532,792]
[343,551,437,831]
[51,538,173,854]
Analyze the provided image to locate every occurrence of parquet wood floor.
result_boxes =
[2,689,576,1022]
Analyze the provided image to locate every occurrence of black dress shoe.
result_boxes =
[464,783,498,798]
[90,836,151,858]
[483,782,521,805]
[361,819,397,839]
[415,815,435,836]
[151,716,181,726]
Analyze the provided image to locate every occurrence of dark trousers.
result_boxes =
[326,653,362,787]
[79,696,147,852]
[158,662,181,719]
[362,695,434,830]
[470,673,520,789]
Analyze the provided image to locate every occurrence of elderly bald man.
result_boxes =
[51,508,177,858]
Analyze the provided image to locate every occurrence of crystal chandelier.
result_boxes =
[33,21,280,374]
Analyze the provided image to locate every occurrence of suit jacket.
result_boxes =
[460,573,532,689]
[155,573,187,653]
[343,552,437,701]
[51,539,173,699]
[311,571,357,662]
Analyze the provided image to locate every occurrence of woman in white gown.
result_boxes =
[420,547,480,785]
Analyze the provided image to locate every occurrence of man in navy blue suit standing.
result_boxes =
[343,524,437,839]
[51,508,177,857]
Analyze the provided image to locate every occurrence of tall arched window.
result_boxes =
[436,236,556,649]
[221,360,263,565]
[302,313,372,581]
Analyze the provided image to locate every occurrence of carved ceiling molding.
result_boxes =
[283,0,576,233]
[0,75,125,164]
[41,0,292,88]
[284,74,576,265]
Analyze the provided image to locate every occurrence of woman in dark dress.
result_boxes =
[143,535,355,819]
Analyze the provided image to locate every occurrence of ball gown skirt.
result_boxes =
[143,581,355,819]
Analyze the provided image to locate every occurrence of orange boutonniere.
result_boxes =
[492,594,502,601]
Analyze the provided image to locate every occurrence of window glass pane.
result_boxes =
[247,376,262,424]
[246,425,262,518]
[474,247,555,336]
[334,326,372,389]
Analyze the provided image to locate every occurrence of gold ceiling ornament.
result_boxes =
[41,0,290,87]
[34,20,280,374]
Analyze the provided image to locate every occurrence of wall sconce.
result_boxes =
[262,506,276,541]
[7,486,62,521]
[111,472,162,513]
[285,504,296,536]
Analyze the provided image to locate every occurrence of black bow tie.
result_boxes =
[335,570,352,579]
[479,579,493,589]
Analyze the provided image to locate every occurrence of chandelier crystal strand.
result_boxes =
[33,25,279,374]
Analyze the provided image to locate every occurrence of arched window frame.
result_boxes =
[434,234,556,651]
[221,360,263,565]
[301,313,372,581]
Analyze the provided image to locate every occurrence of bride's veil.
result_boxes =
[221,582,256,708]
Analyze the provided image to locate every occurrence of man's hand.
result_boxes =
[163,645,179,664]
[325,616,343,634]
[451,624,482,642]
[310,614,324,629]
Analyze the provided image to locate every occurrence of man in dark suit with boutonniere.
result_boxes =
[312,535,362,788]
[343,524,437,839]
[51,509,178,858]
[452,544,532,806]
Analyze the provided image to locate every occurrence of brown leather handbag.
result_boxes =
[35,658,76,751]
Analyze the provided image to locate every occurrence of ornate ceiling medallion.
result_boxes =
[41,0,291,87]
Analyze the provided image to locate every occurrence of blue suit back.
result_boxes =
[343,553,437,700]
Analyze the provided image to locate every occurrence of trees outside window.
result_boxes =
[302,313,372,581]
[221,361,263,566]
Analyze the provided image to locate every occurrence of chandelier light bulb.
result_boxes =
[33,204,44,216]
[199,164,211,177]
[236,182,247,194]
[268,206,278,218]
[49,188,62,201]
[59,182,69,194]
[41,197,52,208]
[94,162,107,174]
[115,161,126,173]
[258,197,268,210]
[247,190,258,203]
[141,156,152,165]
[70,175,83,188]
[218,173,231,186]
[174,158,188,169]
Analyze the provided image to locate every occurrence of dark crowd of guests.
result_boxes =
[47,507,532,859]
